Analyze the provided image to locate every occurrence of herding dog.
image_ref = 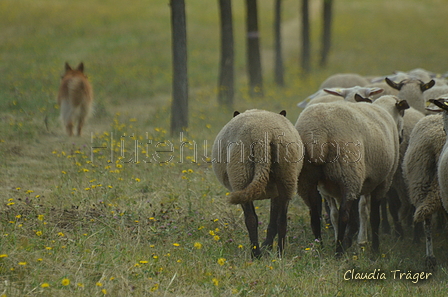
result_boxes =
[57,62,93,136]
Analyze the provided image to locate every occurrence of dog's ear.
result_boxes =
[76,62,84,72]
[65,62,72,71]
[279,110,287,117]
[233,111,240,117]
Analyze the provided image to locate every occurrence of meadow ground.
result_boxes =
[1,0,448,296]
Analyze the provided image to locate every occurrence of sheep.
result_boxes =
[364,81,399,99]
[298,86,383,108]
[383,106,425,237]
[424,86,448,102]
[212,109,303,258]
[385,77,435,114]
[433,98,448,215]
[295,95,409,256]
[319,73,370,89]
[402,112,446,268]
[371,68,434,84]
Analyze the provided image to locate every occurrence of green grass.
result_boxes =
[1,0,448,295]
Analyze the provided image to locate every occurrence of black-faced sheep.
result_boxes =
[295,95,409,256]
[212,109,303,258]
[403,111,446,268]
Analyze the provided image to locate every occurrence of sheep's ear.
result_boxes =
[279,110,286,117]
[233,111,240,117]
[76,62,84,72]
[354,93,372,103]
[385,77,402,90]
[367,87,384,97]
[420,79,435,92]
[396,100,410,116]
[429,99,448,111]
[65,62,72,72]
[324,88,346,97]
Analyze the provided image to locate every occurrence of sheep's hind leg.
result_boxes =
[261,198,279,252]
[275,192,290,257]
[241,202,261,259]
[336,197,355,257]
[309,188,323,244]
[424,218,437,269]
[370,197,381,253]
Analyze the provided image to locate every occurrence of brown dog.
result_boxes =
[57,62,93,136]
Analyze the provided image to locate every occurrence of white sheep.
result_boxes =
[385,77,435,114]
[295,95,409,256]
[298,86,383,108]
[402,112,446,268]
[319,73,370,89]
[383,106,424,237]
[212,109,303,258]
[433,99,448,215]
[424,86,448,102]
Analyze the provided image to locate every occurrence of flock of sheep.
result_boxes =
[212,69,448,268]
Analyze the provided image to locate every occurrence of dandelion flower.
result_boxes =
[353,255,358,261]
[96,282,103,287]
[213,235,220,241]
[37,215,44,221]
[212,278,219,286]
[18,262,27,266]
[61,278,70,286]
[36,231,43,236]
[217,258,226,266]
[173,243,180,247]
[150,283,159,292]
[0,254,8,258]
[41,283,50,288]
[194,242,202,249]
[102,289,107,295]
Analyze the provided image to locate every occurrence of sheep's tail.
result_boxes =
[228,141,272,205]
[413,185,442,223]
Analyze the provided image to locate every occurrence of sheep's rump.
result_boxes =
[212,109,303,204]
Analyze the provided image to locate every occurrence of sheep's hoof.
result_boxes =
[425,256,437,271]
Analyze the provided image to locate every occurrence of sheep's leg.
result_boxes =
[326,196,338,242]
[262,198,279,251]
[336,198,354,256]
[380,198,390,234]
[275,194,289,257]
[424,218,437,269]
[412,205,424,243]
[343,198,359,250]
[241,202,261,259]
[357,195,370,246]
[308,188,322,243]
[370,197,381,253]
[388,190,403,238]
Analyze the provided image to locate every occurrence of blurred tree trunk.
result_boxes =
[245,0,263,97]
[170,0,188,136]
[274,0,284,86]
[301,0,311,76]
[218,0,234,108]
[320,0,333,67]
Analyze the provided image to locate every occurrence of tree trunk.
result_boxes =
[300,0,311,76]
[170,0,188,136]
[320,0,333,67]
[274,0,284,86]
[218,0,234,108]
[245,0,263,97]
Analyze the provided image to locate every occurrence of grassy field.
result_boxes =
[1,0,448,296]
